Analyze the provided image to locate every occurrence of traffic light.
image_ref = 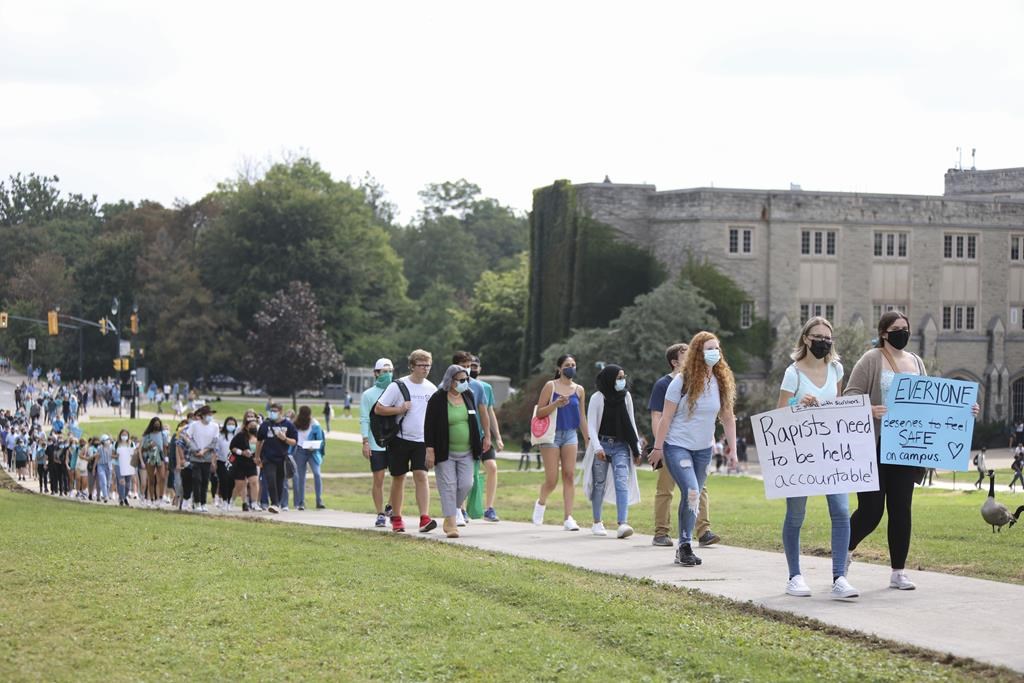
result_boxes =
[47,310,59,336]
[99,318,108,335]
[0,311,7,328]
[113,358,123,371]
[130,313,138,335]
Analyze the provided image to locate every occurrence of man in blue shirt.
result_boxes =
[256,402,298,513]
[647,343,721,549]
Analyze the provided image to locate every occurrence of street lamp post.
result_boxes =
[130,301,138,419]
[111,297,125,414]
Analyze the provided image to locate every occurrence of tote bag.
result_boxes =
[529,405,557,447]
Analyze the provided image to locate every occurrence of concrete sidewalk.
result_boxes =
[6,471,1024,675]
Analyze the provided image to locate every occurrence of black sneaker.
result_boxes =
[241,502,250,512]
[384,504,393,518]
[674,543,702,567]
[651,534,674,547]
[698,531,721,547]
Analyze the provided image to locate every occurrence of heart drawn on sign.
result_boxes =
[947,442,964,459]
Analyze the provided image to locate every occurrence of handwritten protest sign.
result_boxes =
[751,395,879,499]
[880,374,977,471]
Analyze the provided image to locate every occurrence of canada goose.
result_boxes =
[981,470,1024,532]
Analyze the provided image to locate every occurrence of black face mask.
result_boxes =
[469,370,479,379]
[886,329,910,350]
[809,339,832,360]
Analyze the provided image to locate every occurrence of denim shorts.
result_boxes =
[539,429,578,449]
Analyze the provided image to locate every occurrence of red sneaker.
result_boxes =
[419,515,437,533]
[391,515,406,533]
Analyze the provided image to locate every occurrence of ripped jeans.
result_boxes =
[663,444,712,546]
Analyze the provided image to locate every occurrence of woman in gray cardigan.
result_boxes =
[843,311,978,590]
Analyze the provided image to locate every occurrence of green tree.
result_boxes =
[199,158,408,365]
[457,253,528,381]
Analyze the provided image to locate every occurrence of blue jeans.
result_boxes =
[292,448,323,508]
[591,438,631,524]
[663,444,712,545]
[96,464,110,499]
[783,494,850,579]
[117,474,133,500]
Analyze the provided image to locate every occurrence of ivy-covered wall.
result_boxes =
[523,180,665,375]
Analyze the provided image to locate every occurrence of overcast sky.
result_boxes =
[3,1,1023,220]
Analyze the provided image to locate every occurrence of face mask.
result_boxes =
[247,426,258,435]
[203,415,213,425]
[809,339,832,360]
[469,369,480,379]
[455,380,470,394]
[268,411,279,421]
[886,329,910,350]
[560,367,576,379]
[120,435,128,442]
[704,349,721,367]
[375,372,392,388]
[614,378,626,392]
[226,424,236,433]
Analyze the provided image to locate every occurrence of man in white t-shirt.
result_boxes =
[375,349,438,533]
[185,405,221,511]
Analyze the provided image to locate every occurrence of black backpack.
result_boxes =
[370,380,411,448]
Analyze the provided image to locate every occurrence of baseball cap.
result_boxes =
[374,358,394,371]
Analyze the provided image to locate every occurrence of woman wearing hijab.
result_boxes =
[582,364,643,538]
[424,364,483,538]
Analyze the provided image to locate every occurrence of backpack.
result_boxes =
[370,380,412,448]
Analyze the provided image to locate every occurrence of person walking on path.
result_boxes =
[361,358,393,527]
[230,418,261,511]
[424,365,483,538]
[323,401,333,433]
[649,332,737,567]
[139,418,166,508]
[648,343,721,549]
[452,351,493,524]
[256,402,297,514]
[375,349,438,534]
[582,364,642,538]
[844,311,979,591]
[470,355,503,522]
[532,354,590,531]
[114,429,136,507]
[292,406,326,510]
[775,316,858,600]
[1009,448,1024,492]
[974,447,988,490]
[185,405,221,512]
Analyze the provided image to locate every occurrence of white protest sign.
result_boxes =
[751,395,880,500]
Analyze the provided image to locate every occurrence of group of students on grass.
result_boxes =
[0,400,327,514]
[3,310,978,599]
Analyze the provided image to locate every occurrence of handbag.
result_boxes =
[529,405,557,447]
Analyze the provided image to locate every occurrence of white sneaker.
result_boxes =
[616,524,634,539]
[591,522,607,536]
[532,501,545,526]
[785,575,812,597]
[831,576,859,599]
[200,504,208,512]
[225,503,235,512]
[267,504,280,514]
[890,570,916,590]
[563,516,580,531]
[456,510,467,527]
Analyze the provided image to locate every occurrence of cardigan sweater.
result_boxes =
[423,389,483,463]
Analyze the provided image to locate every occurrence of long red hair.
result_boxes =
[681,331,736,416]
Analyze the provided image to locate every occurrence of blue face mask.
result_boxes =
[455,380,470,394]
[268,411,279,421]
[560,366,576,379]
[614,378,626,392]
[704,349,721,367]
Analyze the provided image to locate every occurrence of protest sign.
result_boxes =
[751,395,879,500]
[880,374,977,471]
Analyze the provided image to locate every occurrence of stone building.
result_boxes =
[528,168,1024,424]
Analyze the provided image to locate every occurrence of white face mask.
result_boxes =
[614,378,626,392]
[120,435,128,442]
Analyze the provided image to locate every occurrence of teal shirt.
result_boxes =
[360,385,386,452]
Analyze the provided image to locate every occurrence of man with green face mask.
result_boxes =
[362,358,394,527]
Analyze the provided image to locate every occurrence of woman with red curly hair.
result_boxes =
[649,331,737,567]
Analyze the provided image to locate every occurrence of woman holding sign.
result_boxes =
[649,332,737,567]
[844,311,979,591]
[776,317,859,600]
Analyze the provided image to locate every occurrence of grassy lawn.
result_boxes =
[322,469,1024,585]
[0,490,1010,683]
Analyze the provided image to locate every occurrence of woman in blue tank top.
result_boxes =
[532,354,590,531]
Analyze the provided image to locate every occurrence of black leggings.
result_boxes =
[264,460,286,506]
[37,464,48,492]
[191,463,211,505]
[216,461,233,501]
[849,461,917,570]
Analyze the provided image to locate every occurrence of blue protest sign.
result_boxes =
[880,374,977,471]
